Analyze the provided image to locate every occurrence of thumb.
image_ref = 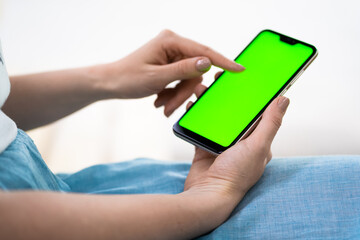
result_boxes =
[157,57,211,84]
[249,96,290,147]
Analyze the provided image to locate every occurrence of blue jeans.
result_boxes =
[0,129,359,239]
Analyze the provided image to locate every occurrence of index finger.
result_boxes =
[167,33,245,72]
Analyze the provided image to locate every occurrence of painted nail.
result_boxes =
[278,97,290,111]
[196,58,212,72]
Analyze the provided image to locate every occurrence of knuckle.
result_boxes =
[270,115,283,129]
[158,29,178,49]
[175,61,187,76]
[245,138,268,156]
[202,45,212,54]
[159,29,175,38]
[257,143,269,156]
[146,67,158,79]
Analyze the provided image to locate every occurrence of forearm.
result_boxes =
[0,191,236,240]
[2,65,111,130]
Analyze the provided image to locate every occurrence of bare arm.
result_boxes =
[2,30,245,130]
[0,191,235,240]
[3,66,110,130]
[0,93,289,240]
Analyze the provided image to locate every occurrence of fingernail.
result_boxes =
[196,58,212,72]
[278,97,290,111]
[234,62,246,71]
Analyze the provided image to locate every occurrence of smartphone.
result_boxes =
[173,29,318,155]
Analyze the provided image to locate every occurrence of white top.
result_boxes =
[0,41,17,153]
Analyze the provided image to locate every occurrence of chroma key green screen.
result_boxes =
[179,30,314,147]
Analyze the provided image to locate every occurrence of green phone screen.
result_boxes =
[179,30,314,147]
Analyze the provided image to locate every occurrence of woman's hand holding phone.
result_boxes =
[94,29,292,229]
[183,73,290,224]
[102,29,290,224]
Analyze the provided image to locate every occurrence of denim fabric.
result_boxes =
[197,156,360,240]
[57,158,190,195]
[1,129,360,239]
[0,129,69,191]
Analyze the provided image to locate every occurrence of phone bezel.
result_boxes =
[173,29,318,155]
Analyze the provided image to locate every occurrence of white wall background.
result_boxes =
[0,0,359,173]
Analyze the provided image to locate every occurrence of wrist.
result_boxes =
[178,188,244,231]
[86,62,124,100]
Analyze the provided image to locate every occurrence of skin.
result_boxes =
[0,30,290,239]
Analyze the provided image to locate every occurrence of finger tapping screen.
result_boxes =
[179,30,314,147]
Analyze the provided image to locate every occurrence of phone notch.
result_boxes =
[280,35,298,45]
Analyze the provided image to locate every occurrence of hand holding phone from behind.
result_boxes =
[183,71,290,210]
